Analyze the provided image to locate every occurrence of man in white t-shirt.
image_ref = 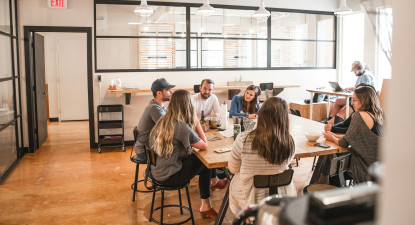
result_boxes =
[192,79,229,191]
[191,79,221,119]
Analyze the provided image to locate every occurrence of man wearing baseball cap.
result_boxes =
[133,78,175,160]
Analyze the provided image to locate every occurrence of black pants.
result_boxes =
[211,169,227,179]
[157,154,212,199]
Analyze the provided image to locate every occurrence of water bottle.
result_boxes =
[116,76,122,90]
[234,118,241,140]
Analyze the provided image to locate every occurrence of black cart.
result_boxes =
[97,104,125,153]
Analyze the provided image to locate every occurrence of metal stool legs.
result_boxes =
[178,189,183,215]
[149,185,195,225]
[185,186,195,225]
[132,163,139,202]
[131,162,152,202]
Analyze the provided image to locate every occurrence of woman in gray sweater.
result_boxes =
[323,86,383,184]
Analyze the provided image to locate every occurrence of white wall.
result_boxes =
[378,0,415,224]
[17,0,337,145]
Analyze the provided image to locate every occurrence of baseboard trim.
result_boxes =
[49,117,59,122]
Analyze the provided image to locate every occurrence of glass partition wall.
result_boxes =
[95,1,335,71]
[0,0,23,182]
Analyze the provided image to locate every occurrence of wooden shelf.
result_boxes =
[108,85,300,105]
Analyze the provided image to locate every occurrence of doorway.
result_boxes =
[24,26,94,153]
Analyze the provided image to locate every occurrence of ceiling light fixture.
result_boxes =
[134,0,154,17]
[197,0,215,14]
[334,0,353,16]
[253,0,270,18]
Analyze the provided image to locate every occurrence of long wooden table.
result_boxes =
[306,89,353,120]
[194,115,348,225]
[108,85,300,104]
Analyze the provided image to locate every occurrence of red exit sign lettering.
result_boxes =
[48,0,67,8]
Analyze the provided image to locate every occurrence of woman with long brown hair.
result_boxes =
[324,86,383,184]
[229,85,261,119]
[149,90,218,219]
[228,97,296,214]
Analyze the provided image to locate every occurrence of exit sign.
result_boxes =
[48,0,67,8]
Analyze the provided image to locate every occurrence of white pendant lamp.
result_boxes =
[253,0,270,18]
[134,0,154,17]
[334,0,353,16]
[197,0,215,14]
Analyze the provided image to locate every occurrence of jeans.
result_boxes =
[157,154,212,199]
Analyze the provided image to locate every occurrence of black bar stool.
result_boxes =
[131,126,152,202]
[145,146,195,225]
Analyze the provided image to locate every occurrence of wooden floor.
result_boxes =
[0,121,315,224]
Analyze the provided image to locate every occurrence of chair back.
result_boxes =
[133,126,139,142]
[254,169,294,195]
[194,84,200,93]
[143,144,157,190]
[290,109,302,117]
[326,153,351,176]
[144,144,157,167]
[260,82,274,98]
[130,126,139,159]
[228,89,241,100]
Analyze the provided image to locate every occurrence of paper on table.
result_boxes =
[219,126,233,138]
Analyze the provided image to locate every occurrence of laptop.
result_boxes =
[329,81,351,93]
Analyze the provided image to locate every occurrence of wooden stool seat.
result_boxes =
[303,184,338,194]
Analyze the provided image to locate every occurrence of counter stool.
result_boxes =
[131,127,152,202]
[303,153,352,194]
[259,82,274,99]
[228,89,241,100]
[145,145,195,225]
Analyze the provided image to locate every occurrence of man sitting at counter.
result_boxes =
[133,78,175,161]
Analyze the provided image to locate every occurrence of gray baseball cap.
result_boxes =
[151,78,175,93]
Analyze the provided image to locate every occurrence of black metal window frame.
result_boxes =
[94,0,336,72]
[0,0,24,183]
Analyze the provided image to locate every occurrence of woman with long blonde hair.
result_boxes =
[324,86,383,184]
[228,97,296,215]
[149,90,218,219]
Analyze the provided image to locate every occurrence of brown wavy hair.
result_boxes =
[354,86,384,124]
[150,90,197,157]
[247,97,295,165]
[241,85,261,114]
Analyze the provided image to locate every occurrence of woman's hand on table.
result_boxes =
[248,114,257,119]
[323,131,339,143]
[323,131,334,141]
[324,124,332,132]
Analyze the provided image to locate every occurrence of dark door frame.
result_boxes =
[24,26,95,152]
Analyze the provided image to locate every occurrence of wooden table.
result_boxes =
[108,85,300,104]
[194,115,348,225]
[306,89,353,120]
